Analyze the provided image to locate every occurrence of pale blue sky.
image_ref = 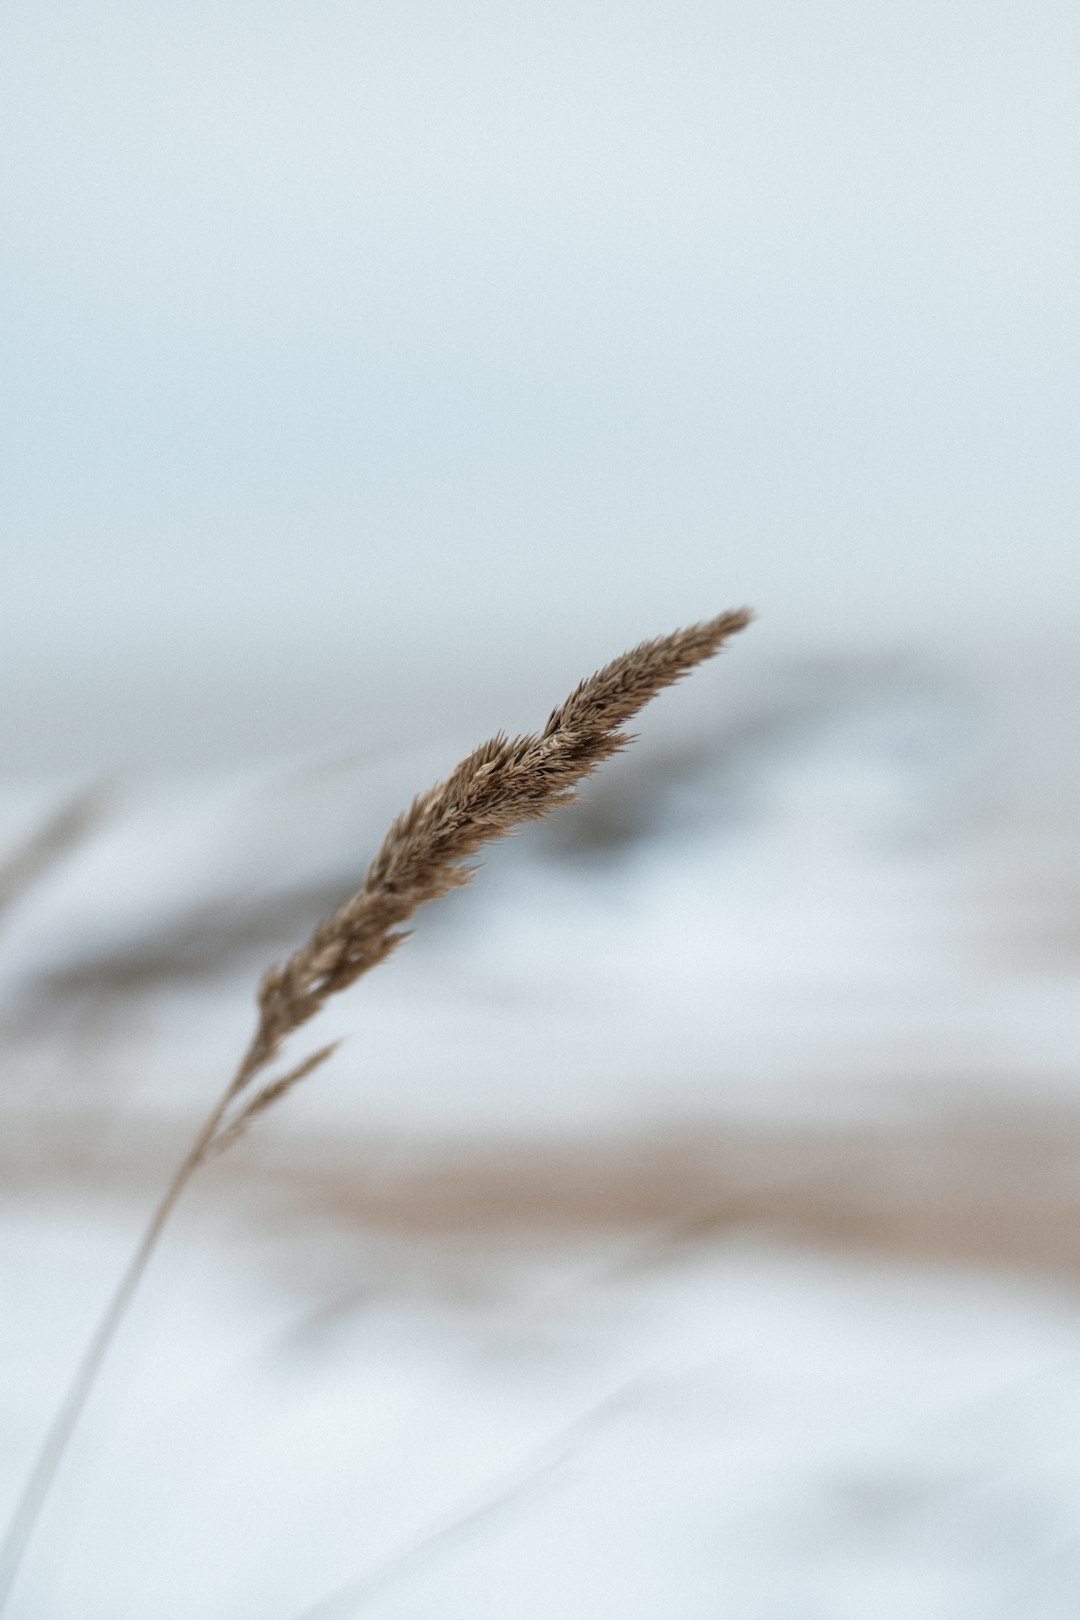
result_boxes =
[2,0,1077,772]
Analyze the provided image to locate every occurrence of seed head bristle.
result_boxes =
[221,608,751,1117]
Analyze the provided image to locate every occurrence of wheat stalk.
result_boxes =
[0,609,751,1612]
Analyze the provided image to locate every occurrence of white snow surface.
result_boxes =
[5,1204,1080,1620]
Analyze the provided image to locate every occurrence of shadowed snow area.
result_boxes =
[1,646,1076,1140]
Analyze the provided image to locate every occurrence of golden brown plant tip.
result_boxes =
[223,609,753,1144]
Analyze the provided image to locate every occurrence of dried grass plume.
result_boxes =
[226,608,752,1139]
[0,607,752,1613]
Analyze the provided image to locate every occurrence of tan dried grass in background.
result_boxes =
[0,610,751,1612]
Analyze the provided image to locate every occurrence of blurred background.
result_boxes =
[2,1,1079,1615]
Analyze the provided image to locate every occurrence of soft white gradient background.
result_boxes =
[2,0,1077,773]
[3,12,1080,1616]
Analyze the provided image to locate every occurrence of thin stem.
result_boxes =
[0,1085,234,1616]
[291,1380,643,1620]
